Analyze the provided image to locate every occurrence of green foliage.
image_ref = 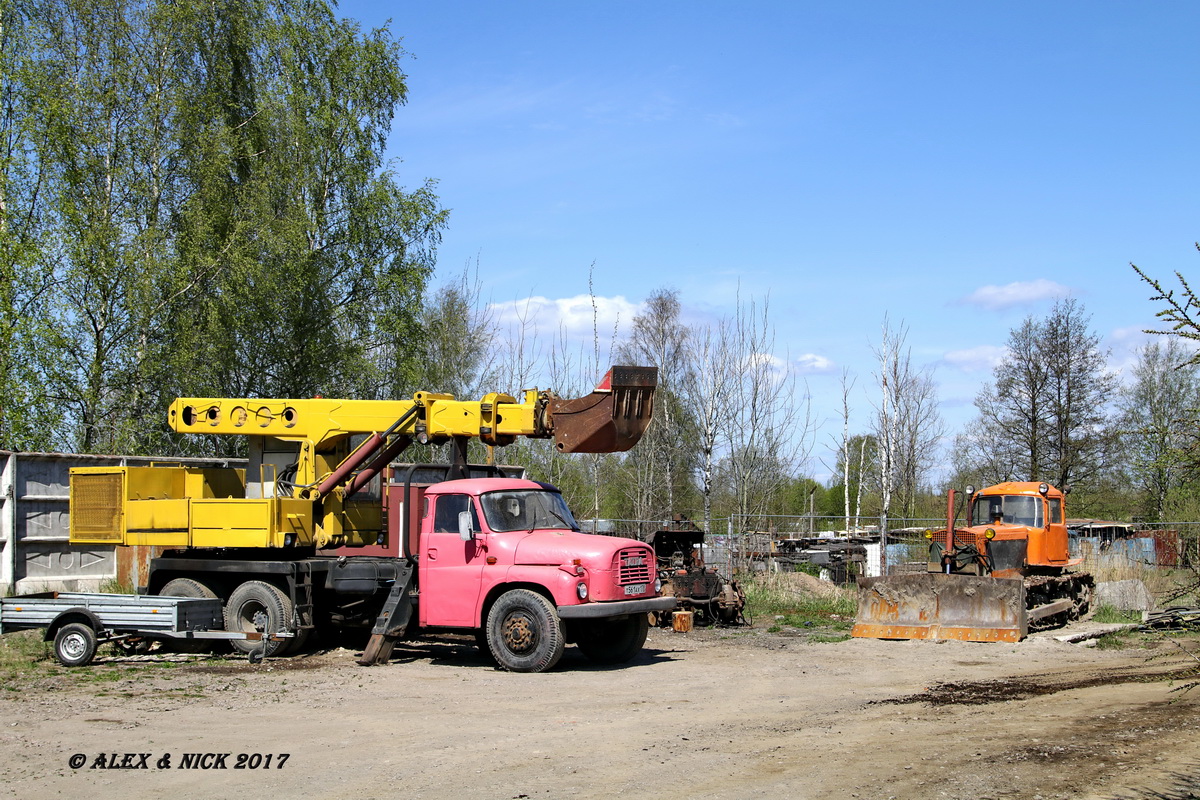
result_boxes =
[1,0,444,455]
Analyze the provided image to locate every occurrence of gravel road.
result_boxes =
[1,625,1198,800]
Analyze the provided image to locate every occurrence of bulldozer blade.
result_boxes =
[548,366,657,453]
[851,573,1028,643]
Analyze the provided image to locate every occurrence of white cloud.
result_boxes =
[489,294,642,340]
[795,353,835,375]
[961,279,1071,311]
[943,345,1007,373]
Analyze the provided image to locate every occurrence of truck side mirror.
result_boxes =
[458,510,475,542]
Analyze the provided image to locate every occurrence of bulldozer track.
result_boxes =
[1027,571,1095,631]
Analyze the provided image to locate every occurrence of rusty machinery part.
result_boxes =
[545,366,657,453]
[713,579,747,626]
[653,572,747,628]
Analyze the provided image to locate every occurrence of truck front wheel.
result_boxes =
[486,590,564,673]
[574,614,649,665]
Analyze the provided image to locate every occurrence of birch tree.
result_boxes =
[0,2,58,449]
[681,316,735,536]
[839,371,854,533]
[872,318,903,556]
[617,288,697,523]
[722,296,815,531]
[823,369,856,533]
[872,317,943,550]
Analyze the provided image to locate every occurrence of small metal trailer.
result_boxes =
[0,592,290,666]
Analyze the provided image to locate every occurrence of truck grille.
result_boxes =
[616,547,653,585]
[932,529,987,552]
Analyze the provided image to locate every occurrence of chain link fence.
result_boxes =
[581,515,1200,586]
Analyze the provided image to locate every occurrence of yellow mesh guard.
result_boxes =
[70,472,124,542]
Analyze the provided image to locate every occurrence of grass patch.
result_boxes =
[742,572,856,633]
[1092,603,1142,624]
[0,629,53,684]
[1,629,196,690]
[1094,630,1143,650]
[99,578,136,595]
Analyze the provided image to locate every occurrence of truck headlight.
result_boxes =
[576,582,588,600]
[655,577,662,593]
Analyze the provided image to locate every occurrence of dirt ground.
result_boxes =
[1,624,1198,800]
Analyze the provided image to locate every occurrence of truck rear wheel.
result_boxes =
[159,578,221,653]
[486,590,564,673]
[575,613,649,665]
[225,581,296,657]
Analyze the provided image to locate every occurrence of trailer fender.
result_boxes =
[44,608,104,642]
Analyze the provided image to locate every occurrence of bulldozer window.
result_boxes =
[970,495,1043,527]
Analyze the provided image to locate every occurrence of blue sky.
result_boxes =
[338,1,1200,480]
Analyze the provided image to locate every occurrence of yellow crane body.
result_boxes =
[69,367,657,551]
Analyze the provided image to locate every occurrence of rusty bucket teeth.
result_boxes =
[547,366,657,453]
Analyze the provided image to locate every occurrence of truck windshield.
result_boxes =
[970,495,1044,527]
[481,490,580,532]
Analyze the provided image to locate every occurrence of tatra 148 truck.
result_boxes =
[66,367,674,672]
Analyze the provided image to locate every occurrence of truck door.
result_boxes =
[419,494,487,627]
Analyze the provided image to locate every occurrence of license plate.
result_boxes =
[623,584,646,596]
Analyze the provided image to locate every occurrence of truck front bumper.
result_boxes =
[557,596,676,620]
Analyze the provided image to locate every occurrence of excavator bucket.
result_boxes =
[548,366,657,453]
[851,573,1028,643]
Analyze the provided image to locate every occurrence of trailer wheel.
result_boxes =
[486,590,564,673]
[54,622,98,667]
[159,578,219,654]
[225,581,294,657]
[575,613,649,665]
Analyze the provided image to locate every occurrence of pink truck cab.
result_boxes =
[142,470,674,673]
[416,478,675,672]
